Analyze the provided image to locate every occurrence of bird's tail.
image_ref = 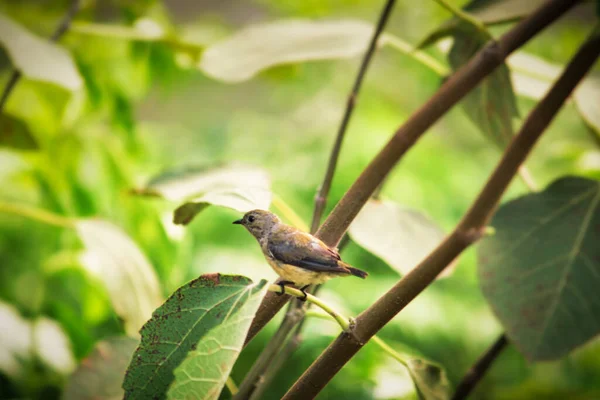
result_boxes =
[340,262,368,279]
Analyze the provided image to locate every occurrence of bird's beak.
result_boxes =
[232,219,243,225]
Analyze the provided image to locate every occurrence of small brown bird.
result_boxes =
[233,209,367,299]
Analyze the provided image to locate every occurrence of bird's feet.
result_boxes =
[298,285,311,302]
[276,281,295,296]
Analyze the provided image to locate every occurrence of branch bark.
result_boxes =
[242,0,582,348]
[283,14,599,400]
[0,0,81,111]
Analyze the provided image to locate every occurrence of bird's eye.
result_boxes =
[248,215,255,223]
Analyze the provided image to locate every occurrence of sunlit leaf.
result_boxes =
[418,0,547,49]
[199,19,373,82]
[448,30,519,147]
[509,52,600,138]
[134,164,272,225]
[479,177,600,361]
[76,220,163,336]
[34,317,76,374]
[0,13,82,90]
[0,302,75,379]
[573,74,600,138]
[63,336,139,400]
[122,274,268,400]
[349,199,454,278]
[407,358,451,400]
[0,301,32,379]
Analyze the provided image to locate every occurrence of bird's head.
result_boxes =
[233,209,281,240]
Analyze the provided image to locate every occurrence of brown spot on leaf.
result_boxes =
[202,273,221,286]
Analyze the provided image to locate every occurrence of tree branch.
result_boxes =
[310,0,397,234]
[242,0,582,348]
[282,14,599,399]
[0,0,81,112]
[451,334,509,400]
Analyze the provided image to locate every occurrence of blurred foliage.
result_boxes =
[0,0,599,399]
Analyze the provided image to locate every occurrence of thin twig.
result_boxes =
[310,0,397,234]
[242,0,582,347]
[0,0,81,112]
[432,0,490,38]
[451,334,509,400]
[283,12,597,399]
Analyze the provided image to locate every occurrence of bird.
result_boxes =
[233,209,368,300]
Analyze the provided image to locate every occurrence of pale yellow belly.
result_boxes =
[267,258,337,286]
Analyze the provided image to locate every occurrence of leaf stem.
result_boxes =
[69,21,204,54]
[310,0,397,234]
[0,201,73,228]
[381,34,450,76]
[225,376,239,396]
[282,5,596,398]
[267,285,351,331]
[0,0,81,112]
[432,0,490,38]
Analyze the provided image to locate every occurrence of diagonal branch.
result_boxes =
[0,0,81,111]
[282,21,600,399]
[243,0,582,348]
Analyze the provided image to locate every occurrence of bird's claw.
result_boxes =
[276,281,294,296]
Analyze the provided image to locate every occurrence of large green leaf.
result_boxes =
[123,274,268,400]
[63,336,139,400]
[348,199,455,278]
[479,177,600,361]
[0,114,38,150]
[448,30,519,147]
[199,19,373,82]
[0,13,82,90]
[76,220,163,336]
[134,164,272,225]
[418,0,547,49]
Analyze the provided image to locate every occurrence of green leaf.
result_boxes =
[134,164,272,225]
[406,358,451,400]
[75,220,163,336]
[199,19,373,83]
[479,177,600,361]
[0,13,82,90]
[123,274,268,400]
[417,0,546,49]
[0,114,38,150]
[348,199,455,278]
[63,336,139,400]
[448,30,519,147]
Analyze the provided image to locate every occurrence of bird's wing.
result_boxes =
[268,228,349,274]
